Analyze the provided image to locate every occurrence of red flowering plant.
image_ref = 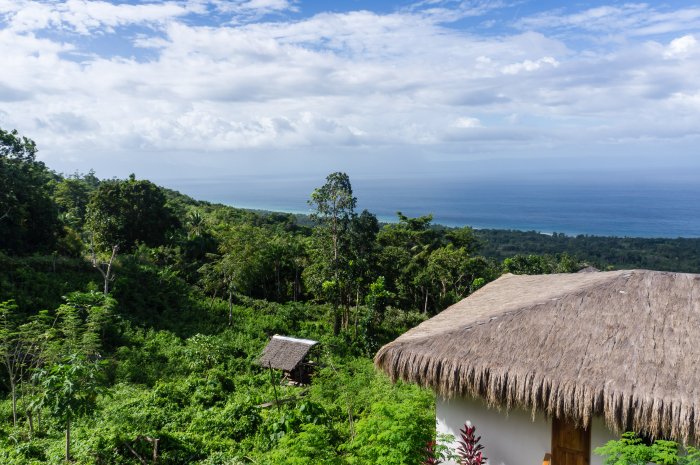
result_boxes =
[456,423,487,465]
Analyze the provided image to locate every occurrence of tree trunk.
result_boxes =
[209,288,218,310]
[353,288,360,337]
[91,243,118,296]
[269,363,280,413]
[342,302,347,331]
[10,378,17,427]
[332,305,341,336]
[228,290,233,326]
[151,437,159,464]
[65,418,71,462]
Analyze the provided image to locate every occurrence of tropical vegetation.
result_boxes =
[1,126,698,463]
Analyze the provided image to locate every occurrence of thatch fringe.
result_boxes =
[375,270,700,444]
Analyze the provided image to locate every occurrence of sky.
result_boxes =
[1,0,699,184]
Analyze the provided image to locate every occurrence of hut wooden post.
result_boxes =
[268,362,280,412]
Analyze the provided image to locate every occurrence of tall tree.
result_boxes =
[306,172,357,334]
[52,171,99,230]
[0,128,61,254]
[85,175,179,252]
[309,172,357,265]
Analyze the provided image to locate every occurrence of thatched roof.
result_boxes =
[258,335,318,372]
[375,270,700,443]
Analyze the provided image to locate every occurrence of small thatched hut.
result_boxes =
[375,269,700,465]
[258,335,318,385]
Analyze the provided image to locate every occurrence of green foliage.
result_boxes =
[376,213,498,314]
[358,276,395,353]
[33,355,106,428]
[594,432,700,465]
[475,229,700,273]
[32,355,107,461]
[502,253,581,275]
[420,245,488,310]
[346,391,434,464]
[595,432,657,465]
[0,127,61,254]
[682,447,700,465]
[85,175,179,252]
[114,329,185,385]
[0,252,95,312]
[52,291,115,358]
[1,292,112,433]
[53,171,99,230]
[309,172,357,229]
[202,224,304,303]
[262,423,341,465]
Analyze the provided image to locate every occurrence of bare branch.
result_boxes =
[90,237,119,295]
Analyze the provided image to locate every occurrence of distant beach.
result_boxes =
[163,175,700,238]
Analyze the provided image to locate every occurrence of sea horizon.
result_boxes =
[157,174,700,239]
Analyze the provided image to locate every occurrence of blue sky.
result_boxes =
[1,0,699,183]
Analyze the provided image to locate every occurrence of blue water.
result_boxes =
[163,175,700,238]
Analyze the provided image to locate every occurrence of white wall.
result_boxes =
[590,416,618,465]
[436,395,617,465]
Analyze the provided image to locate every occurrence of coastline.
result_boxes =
[163,176,700,239]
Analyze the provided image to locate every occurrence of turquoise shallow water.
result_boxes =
[163,175,700,238]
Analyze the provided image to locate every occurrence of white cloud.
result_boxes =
[452,117,482,128]
[516,4,700,39]
[664,34,698,58]
[501,56,559,75]
[0,1,699,178]
[3,0,200,34]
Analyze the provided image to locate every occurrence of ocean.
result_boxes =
[163,175,700,238]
